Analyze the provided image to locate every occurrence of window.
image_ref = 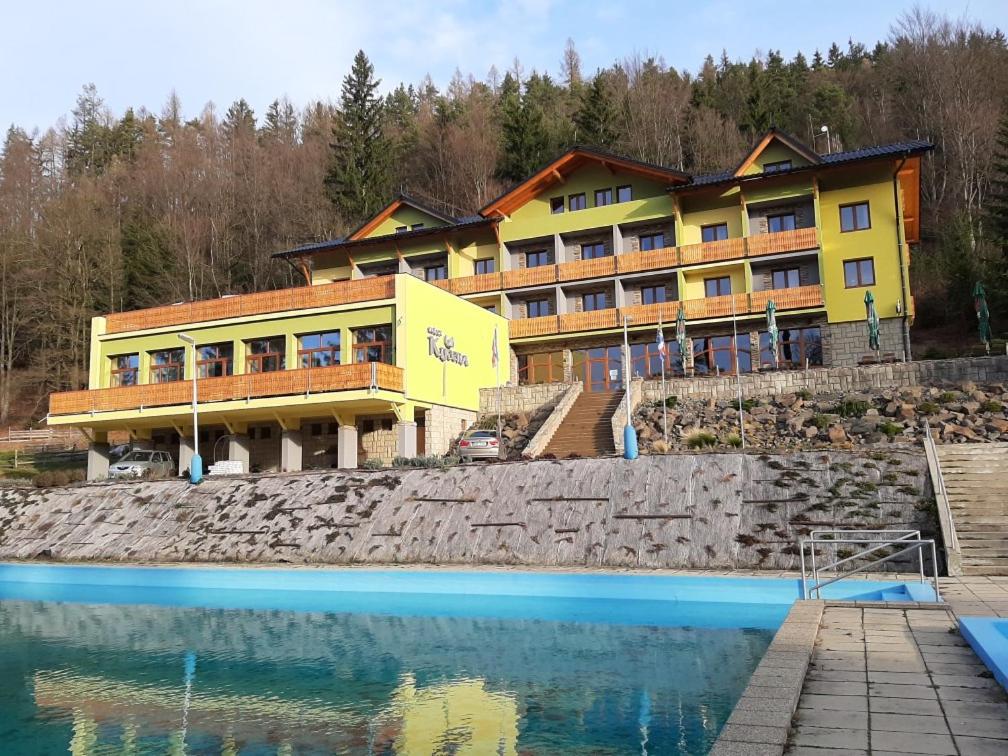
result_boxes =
[149,348,184,384]
[568,193,586,211]
[517,351,564,384]
[761,327,823,369]
[395,226,408,234]
[631,341,684,378]
[526,299,551,318]
[692,334,752,376]
[526,249,551,268]
[483,304,498,314]
[767,213,796,233]
[843,258,875,288]
[352,325,393,364]
[617,185,632,203]
[581,242,608,260]
[704,276,732,297]
[772,268,801,289]
[701,223,729,243]
[639,232,665,251]
[641,285,667,305]
[474,258,495,275]
[840,202,871,232]
[550,197,564,214]
[424,263,447,282]
[245,337,286,373]
[583,292,607,311]
[110,354,139,387]
[299,331,341,368]
[594,188,613,207]
[411,223,424,231]
[196,343,233,378]
[764,160,792,174]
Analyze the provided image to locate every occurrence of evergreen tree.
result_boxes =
[811,50,825,70]
[325,50,393,222]
[262,99,298,144]
[988,104,1008,251]
[574,73,618,148]
[223,99,256,136]
[496,72,551,183]
[120,212,175,310]
[65,83,116,176]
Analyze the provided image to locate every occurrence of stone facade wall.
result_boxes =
[823,317,907,367]
[479,382,572,415]
[359,418,396,462]
[425,405,478,456]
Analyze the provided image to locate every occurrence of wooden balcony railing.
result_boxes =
[48,362,404,416]
[678,237,747,266]
[447,271,503,295]
[617,300,683,327]
[746,227,819,257]
[508,315,559,338]
[750,284,824,312]
[501,265,557,289]
[105,276,396,334]
[557,255,617,282]
[682,292,749,319]
[615,247,678,274]
[558,309,620,333]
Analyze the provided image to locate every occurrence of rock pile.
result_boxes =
[464,404,555,460]
[635,380,1008,453]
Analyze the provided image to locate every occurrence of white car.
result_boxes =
[108,450,176,479]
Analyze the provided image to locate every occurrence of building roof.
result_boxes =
[346,192,461,241]
[733,128,822,177]
[478,145,691,218]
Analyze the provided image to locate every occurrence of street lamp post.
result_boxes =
[622,315,638,460]
[177,333,202,483]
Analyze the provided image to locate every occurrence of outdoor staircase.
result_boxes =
[936,442,1008,575]
[542,390,621,458]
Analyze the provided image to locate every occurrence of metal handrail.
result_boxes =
[798,529,940,602]
[922,420,959,551]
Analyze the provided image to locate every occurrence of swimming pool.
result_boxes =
[0,563,928,754]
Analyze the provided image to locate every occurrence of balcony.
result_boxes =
[615,247,677,274]
[746,227,818,257]
[557,255,617,282]
[678,237,747,267]
[48,363,405,416]
[507,285,825,339]
[105,276,396,335]
[501,265,557,289]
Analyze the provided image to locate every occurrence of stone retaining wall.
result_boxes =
[522,382,582,458]
[478,383,572,415]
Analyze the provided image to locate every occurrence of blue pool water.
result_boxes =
[0,564,926,754]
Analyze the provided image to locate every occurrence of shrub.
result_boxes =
[685,431,717,449]
[879,422,903,438]
[725,433,743,448]
[796,388,813,401]
[813,414,831,430]
[33,470,72,488]
[650,439,670,454]
[740,398,758,412]
[836,399,870,417]
[360,458,385,470]
[938,391,959,404]
[664,395,678,408]
[392,454,461,468]
[917,401,940,415]
[981,400,1003,413]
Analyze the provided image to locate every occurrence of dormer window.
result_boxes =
[395,226,408,233]
[411,223,424,230]
[550,197,564,214]
[764,160,792,174]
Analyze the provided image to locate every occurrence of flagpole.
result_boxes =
[731,297,745,449]
[494,325,502,460]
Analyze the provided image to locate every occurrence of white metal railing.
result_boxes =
[798,529,940,601]
[922,420,959,551]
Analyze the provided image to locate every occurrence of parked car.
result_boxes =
[108,450,176,479]
[458,430,501,460]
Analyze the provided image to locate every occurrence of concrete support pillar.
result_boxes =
[228,434,251,473]
[178,436,196,477]
[281,429,303,472]
[395,422,417,459]
[337,425,358,469]
[87,442,111,481]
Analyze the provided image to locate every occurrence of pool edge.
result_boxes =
[959,616,1008,693]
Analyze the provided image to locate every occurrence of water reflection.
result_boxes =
[1,598,774,754]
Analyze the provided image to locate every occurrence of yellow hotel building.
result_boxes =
[47,129,930,478]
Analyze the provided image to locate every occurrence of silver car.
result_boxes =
[108,450,176,479]
[458,430,501,460]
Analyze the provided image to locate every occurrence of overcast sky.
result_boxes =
[2,1,1006,133]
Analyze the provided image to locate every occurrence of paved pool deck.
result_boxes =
[713,575,1008,756]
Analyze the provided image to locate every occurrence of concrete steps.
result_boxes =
[543,390,621,458]
[937,443,1008,575]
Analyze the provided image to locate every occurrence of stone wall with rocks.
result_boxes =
[823,317,906,366]
[425,405,478,456]
[0,451,934,571]
[479,383,572,415]
[632,379,1008,454]
[522,382,582,458]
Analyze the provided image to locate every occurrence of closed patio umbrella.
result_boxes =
[974,281,992,355]
[766,299,779,369]
[864,290,880,358]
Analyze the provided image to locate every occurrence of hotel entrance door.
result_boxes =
[573,346,624,392]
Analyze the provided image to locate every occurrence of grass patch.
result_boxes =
[836,399,870,418]
[724,433,743,448]
[938,391,959,403]
[740,398,758,412]
[664,395,678,408]
[796,388,813,400]
[360,458,385,470]
[685,431,717,449]
[981,400,1004,413]
[879,421,903,438]
[813,414,831,430]
[917,401,940,415]
[392,455,461,468]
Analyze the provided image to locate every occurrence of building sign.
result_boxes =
[427,327,470,367]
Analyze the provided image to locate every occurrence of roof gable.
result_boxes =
[349,195,457,240]
[480,147,689,218]
[734,129,821,177]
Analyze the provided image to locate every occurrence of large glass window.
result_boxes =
[110,354,139,387]
[568,193,586,211]
[639,232,665,251]
[299,332,340,368]
[526,250,551,268]
[704,276,732,297]
[149,348,184,383]
[581,242,608,260]
[843,258,875,288]
[197,343,233,378]
[527,299,551,318]
[352,326,393,364]
[761,327,823,369]
[840,202,871,232]
[692,335,751,376]
[767,213,796,233]
[474,258,495,275]
[517,351,564,384]
[701,223,729,243]
[245,337,286,373]
[594,188,613,207]
[583,292,607,311]
[772,268,801,289]
[630,341,684,378]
